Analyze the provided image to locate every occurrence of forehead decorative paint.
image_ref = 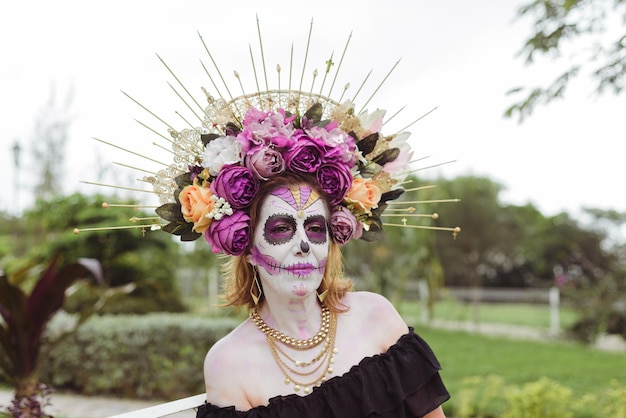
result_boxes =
[271,185,320,218]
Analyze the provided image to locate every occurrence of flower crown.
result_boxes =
[76,20,460,251]
[154,99,414,255]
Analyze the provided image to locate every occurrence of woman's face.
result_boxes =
[248,184,329,300]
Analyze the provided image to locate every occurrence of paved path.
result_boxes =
[0,390,196,418]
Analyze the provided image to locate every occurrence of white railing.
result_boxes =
[410,284,562,336]
[108,394,205,418]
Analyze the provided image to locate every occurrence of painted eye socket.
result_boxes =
[264,214,296,245]
[305,215,327,244]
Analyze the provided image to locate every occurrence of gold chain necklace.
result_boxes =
[267,311,338,394]
[272,334,332,368]
[250,305,339,394]
[250,305,331,349]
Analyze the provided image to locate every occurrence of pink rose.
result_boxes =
[210,164,260,209]
[330,208,362,245]
[245,146,286,180]
[204,210,251,255]
[316,163,352,206]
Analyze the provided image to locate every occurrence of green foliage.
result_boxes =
[502,377,574,418]
[417,327,626,417]
[455,374,508,417]
[39,313,238,399]
[506,0,626,121]
[0,256,93,387]
[454,374,626,418]
[342,175,439,299]
[4,192,187,315]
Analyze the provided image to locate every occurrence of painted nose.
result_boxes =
[299,240,310,254]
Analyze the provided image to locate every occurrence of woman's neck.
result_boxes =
[257,295,323,340]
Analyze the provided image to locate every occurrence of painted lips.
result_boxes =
[285,263,316,275]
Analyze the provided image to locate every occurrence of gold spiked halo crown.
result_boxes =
[75,18,460,255]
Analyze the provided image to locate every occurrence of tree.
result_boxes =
[15,193,186,314]
[31,85,74,200]
[505,0,626,122]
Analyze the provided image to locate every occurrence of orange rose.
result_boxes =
[179,184,215,233]
[344,178,382,213]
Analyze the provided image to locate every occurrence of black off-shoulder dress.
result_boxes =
[196,328,449,418]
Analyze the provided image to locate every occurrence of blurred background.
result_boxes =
[1,1,625,417]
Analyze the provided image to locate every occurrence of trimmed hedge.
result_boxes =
[39,313,239,399]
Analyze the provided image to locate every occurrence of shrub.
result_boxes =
[453,375,626,418]
[501,377,573,418]
[39,313,238,399]
[455,374,507,417]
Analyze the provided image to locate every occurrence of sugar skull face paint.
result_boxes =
[248,184,329,299]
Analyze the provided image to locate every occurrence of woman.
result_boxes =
[127,27,457,415]
[195,174,449,417]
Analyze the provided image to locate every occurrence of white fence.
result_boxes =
[107,394,205,418]
[408,283,561,336]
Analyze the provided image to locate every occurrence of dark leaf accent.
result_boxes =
[163,221,192,235]
[156,203,185,222]
[304,103,323,123]
[380,188,405,204]
[200,133,220,147]
[372,148,399,166]
[225,122,241,136]
[181,230,203,241]
[357,160,381,179]
[357,132,379,155]
[174,172,193,189]
[360,216,385,242]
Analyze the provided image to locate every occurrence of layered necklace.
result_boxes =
[250,305,339,394]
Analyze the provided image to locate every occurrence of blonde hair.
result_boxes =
[220,172,353,312]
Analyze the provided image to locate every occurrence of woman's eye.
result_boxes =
[274,224,293,233]
[307,224,323,233]
[264,214,297,245]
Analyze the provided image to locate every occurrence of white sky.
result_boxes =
[1,0,625,224]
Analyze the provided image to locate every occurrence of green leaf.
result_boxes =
[372,148,399,166]
[360,216,385,242]
[303,103,323,123]
[200,133,220,147]
[156,203,185,222]
[380,188,404,204]
[357,132,379,155]
[174,172,193,189]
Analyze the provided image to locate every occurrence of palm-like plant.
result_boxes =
[0,255,99,417]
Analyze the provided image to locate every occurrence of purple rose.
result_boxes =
[285,136,325,173]
[316,163,353,206]
[210,164,260,209]
[204,210,251,255]
[330,208,362,245]
[245,146,286,180]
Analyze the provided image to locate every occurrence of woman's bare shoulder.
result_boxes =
[203,318,264,408]
[340,291,408,348]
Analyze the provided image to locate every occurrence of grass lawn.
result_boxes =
[416,326,626,413]
[397,298,580,330]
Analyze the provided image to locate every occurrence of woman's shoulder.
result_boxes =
[203,318,265,408]
[340,291,409,350]
[205,317,264,368]
[342,291,402,321]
